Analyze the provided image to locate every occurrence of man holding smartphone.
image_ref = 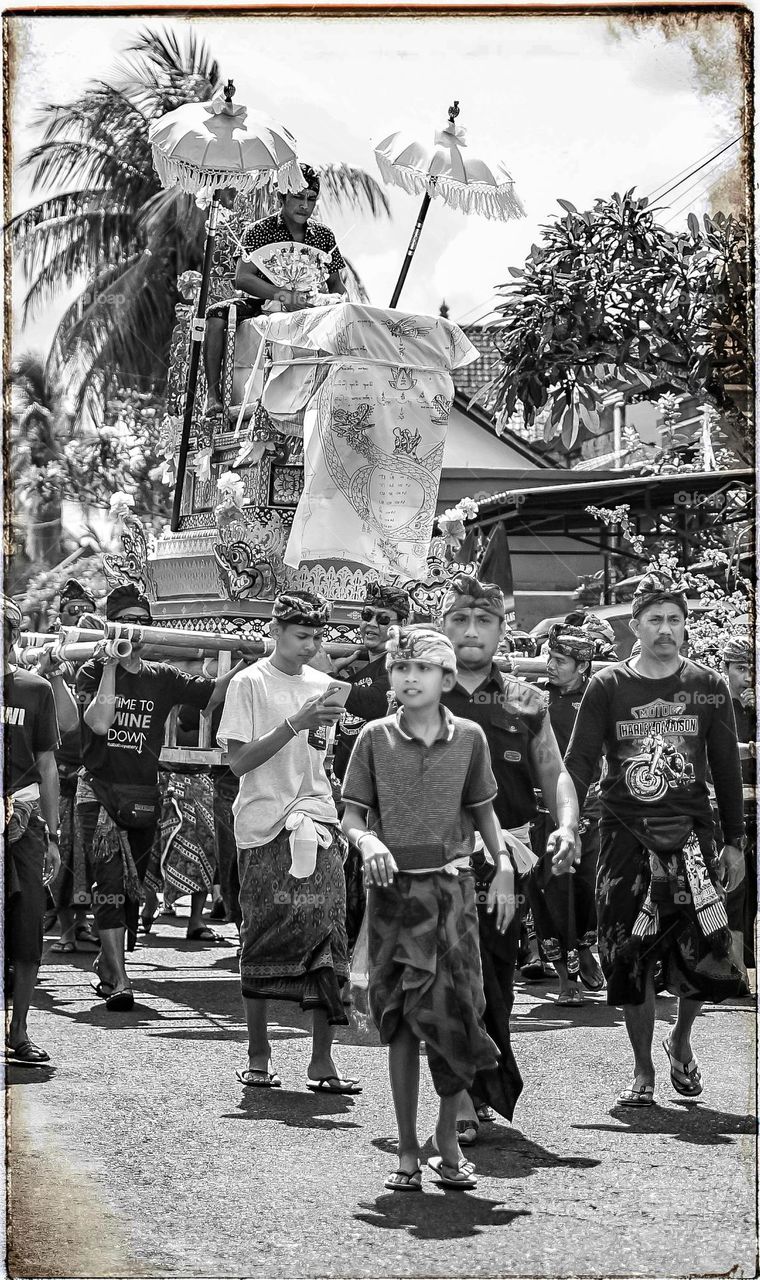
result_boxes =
[4,597,68,1064]
[218,590,361,1094]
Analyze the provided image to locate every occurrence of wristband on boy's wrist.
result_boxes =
[356,831,375,853]
[284,718,299,737]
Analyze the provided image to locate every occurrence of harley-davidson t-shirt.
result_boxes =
[565,659,744,844]
[77,660,212,788]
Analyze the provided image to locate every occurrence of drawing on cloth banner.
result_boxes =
[273,303,478,577]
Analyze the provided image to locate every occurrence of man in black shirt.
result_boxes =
[440,574,579,1142]
[529,624,605,1004]
[77,584,253,1011]
[565,571,746,1107]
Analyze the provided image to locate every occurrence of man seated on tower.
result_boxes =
[203,164,346,417]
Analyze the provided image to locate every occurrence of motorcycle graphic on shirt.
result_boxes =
[624,732,695,802]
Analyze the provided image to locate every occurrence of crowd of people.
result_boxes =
[4,566,754,1193]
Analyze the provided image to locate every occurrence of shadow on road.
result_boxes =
[355,1190,531,1239]
[575,1101,757,1146]
[5,1062,57,1087]
[371,1125,600,1184]
[514,998,626,1031]
[220,1085,362,1131]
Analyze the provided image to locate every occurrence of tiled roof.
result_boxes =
[453,326,503,403]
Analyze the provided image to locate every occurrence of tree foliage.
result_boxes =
[487,190,751,453]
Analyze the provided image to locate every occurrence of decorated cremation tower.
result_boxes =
[120,93,525,648]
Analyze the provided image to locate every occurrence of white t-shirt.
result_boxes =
[217,657,338,849]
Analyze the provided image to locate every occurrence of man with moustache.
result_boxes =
[440,573,579,1143]
[564,570,746,1106]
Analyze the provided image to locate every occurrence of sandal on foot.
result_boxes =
[475,1105,495,1124]
[557,988,585,1006]
[50,940,77,954]
[662,1038,703,1096]
[306,1075,362,1095]
[90,980,114,1000]
[456,1119,479,1146]
[384,1168,422,1193]
[579,968,605,992]
[427,1156,477,1190]
[236,1068,282,1088]
[105,987,134,1012]
[186,926,229,945]
[6,1039,50,1065]
[617,1083,655,1107]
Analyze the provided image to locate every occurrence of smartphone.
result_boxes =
[319,679,352,708]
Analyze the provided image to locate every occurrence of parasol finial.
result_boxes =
[223,80,235,107]
[448,100,460,125]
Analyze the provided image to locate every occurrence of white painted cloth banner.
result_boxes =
[252,303,479,579]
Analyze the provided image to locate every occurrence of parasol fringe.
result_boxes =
[375,153,524,222]
[151,148,304,197]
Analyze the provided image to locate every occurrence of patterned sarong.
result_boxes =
[368,869,504,1104]
[238,825,349,1025]
[597,824,748,1006]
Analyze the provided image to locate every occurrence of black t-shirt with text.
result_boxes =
[77,660,212,788]
[3,668,60,794]
[565,659,745,844]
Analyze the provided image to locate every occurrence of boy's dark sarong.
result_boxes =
[597,824,749,1006]
[368,869,508,1111]
[473,887,524,1121]
[146,772,216,901]
[238,826,349,1025]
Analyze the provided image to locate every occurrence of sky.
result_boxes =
[8,9,746,359]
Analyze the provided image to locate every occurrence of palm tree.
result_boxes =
[9,352,74,565]
[11,27,390,427]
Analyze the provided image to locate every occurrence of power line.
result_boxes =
[653,135,742,203]
[645,135,743,201]
[662,165,737,229]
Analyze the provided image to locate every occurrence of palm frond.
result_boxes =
[317,164,391,219]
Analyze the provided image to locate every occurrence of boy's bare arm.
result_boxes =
[226,694,340,777]
[342,802,397,887]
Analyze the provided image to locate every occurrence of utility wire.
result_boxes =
[645,134,742,201]
[653,135,742,203]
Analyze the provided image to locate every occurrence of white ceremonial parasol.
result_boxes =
[149,80,302,531]
[374,101,525,307]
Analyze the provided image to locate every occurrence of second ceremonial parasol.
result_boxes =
[375,101,525,307]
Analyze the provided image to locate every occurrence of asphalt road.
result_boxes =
[6,910,757,1279]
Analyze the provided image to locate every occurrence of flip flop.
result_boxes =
[236,1068,282,1088]
[186,926,229,945]
[427,1156,477,1190]
[384,1168,423,1193]
[50,940,77,954]
[105,987,134,1012]
[90,979,114,1000]
[306,1075,362,1095]
[6,1039,50,1065]
[557,988,585,1006]
[662,1038,703,1096]
[617,1083,655,1107]
[475,1105,495,1124]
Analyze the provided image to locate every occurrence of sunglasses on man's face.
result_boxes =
[361,607,396,627]
[114,614,151,625]
[62,602,92,617]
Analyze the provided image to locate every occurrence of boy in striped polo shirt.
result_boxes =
[342,625,515,1193]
